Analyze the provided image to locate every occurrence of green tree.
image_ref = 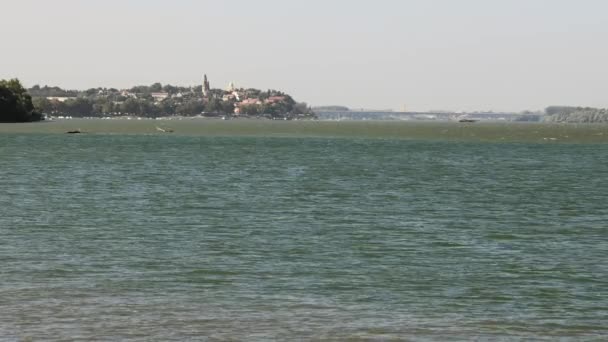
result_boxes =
[220,100,236,114]
[162,84,178,94]
[103,103,115,114]
[240,104,259,115]
[62,98,94,117]
[0,79,42,122]
[150,83,163,92]
[159,99,176,115]
[204,98,221,113]
[293,102,310,114]
[176,99,204,115]
[32,97,53,114]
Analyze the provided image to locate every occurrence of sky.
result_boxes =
[2,0,608,112]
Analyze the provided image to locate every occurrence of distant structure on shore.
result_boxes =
[202,74,210,98]
[27,76,316,119]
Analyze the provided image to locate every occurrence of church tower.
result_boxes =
[203,74,210,97]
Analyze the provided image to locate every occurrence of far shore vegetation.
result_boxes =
[4,78,608,123]
[28,80,316,120]
[312,105,350,112]
[543,106,608,123]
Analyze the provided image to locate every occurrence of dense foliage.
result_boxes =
[30,83,316,119]
[0,79,43,122]
[544,106,608,123]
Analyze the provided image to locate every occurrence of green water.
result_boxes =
[1,121,607,340]
[2,118,608,143]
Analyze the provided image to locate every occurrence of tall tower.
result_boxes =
[203,74,210,97]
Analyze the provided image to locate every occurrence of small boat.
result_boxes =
[155,126,174,133]
[66,129,82,134]
[458,119,477,123]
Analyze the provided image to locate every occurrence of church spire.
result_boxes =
[203,74,210,97]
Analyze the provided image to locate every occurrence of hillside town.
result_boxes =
[29,75,316,119]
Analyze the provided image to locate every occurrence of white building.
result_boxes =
[46,96,76,102]
[151,92,169,102]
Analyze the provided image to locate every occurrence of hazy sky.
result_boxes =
[2,0,607,111]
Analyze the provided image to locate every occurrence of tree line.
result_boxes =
[544,106,608,123]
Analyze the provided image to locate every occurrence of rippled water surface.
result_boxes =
[1,125,607,340]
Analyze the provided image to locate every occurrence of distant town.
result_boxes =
[29,75,316,120]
